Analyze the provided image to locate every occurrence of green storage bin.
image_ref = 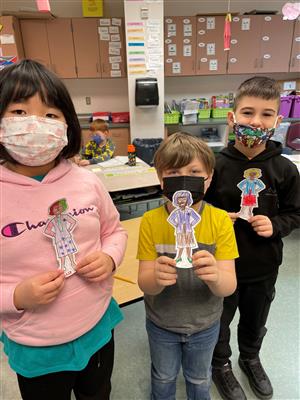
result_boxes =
[211,108,233,118]
[198,109,211,119]
[164,111,180,124]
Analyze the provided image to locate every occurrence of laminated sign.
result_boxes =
[82,0,103,17]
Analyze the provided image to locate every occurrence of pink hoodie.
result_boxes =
[0,160,127,346]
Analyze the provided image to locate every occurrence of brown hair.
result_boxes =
[234,76,281,112]
[154,132,215,179]
[90,119,109,133]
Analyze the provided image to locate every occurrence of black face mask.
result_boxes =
[162,176,207,205]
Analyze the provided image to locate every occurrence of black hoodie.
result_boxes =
[205,140,300,282]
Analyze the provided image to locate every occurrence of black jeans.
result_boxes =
[213,273,278,367]
[17,334,114,400]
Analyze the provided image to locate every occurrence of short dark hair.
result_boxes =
[233,76,281,112]
[0,59,81,163]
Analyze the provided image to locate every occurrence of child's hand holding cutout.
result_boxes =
[76,251,115,282]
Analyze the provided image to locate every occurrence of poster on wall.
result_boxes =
[0,55,17,71]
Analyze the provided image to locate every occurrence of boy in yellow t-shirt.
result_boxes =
[137,132,239,399]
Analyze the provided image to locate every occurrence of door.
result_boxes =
[20,19,51,68]
[164,16,197,76]
[46,18,77,78]
[196,15,228,75]
[72,18,101,78]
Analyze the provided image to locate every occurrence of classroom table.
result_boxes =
[113,217,144,306]
[86,156,160,192]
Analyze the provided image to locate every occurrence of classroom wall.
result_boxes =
[2,0,296,119]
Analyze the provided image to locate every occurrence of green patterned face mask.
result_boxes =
[233,115,277,148]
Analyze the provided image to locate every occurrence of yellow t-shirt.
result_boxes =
[137,202,239,334]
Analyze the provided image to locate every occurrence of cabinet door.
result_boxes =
[110,128,130,156]
[196,16,228,75]
[98,18,127,78]
[72,18,101,78]
[227,15,262,74]
[0,16,24,61]
[290,19,300,72]
[20,19,51,68]
[164,16,196,76]
[46,18,77,78]
[259,15,294,73]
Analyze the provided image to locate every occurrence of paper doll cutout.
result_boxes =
[44,198,78,277]
[167,190,201,268]
[237,168,265,221]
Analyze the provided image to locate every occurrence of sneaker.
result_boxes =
[212,363,247,400]
[238,356,273,399]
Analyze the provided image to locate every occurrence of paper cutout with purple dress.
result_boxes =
[44,198,78,277]
[167,190,201,269]
[237,168,265,221]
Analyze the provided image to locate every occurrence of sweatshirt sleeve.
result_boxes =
[89,140,116,164]
[1,284,24,314]
[271,162,300,238]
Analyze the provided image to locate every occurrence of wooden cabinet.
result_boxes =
[259,16,294,73]
[20,18,76,78]
[164,16,197,76]
[196,16,228,75]
[228,15,294,74]
[72,18,101,78]
[46,18,77,78]
[98,18,127,78]
[290,18,300,72]
[0,16,24,63]
[20,19,51,68]
[110,128,130,156]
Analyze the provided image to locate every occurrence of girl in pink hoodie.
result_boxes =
[0,60,127,400]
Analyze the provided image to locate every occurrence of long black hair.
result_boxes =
[0,59,82,162]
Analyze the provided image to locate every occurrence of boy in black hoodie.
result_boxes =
[205,76,300,400]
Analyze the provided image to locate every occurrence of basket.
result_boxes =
[211,108,233,118]
[198,109,211,119]
[164,111,180,124]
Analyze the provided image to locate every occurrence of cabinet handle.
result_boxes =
[96,63,99,72]
[260,58,263,68]
[102,63,105,73]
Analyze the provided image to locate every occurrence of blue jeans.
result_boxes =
[146,318,220,400]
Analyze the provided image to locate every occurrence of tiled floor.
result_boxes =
[1,229,299,400]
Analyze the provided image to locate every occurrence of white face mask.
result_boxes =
[0,115,68,166]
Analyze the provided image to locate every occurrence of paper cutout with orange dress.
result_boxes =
[167,190,201,269]
[44,198,78,277]
[237,168,265,221]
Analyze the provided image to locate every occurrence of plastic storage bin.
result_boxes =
[279,96,293,118]
[164,111,180,124]
[111,112,130,123]
[198,109,211,119]
[132,138,163,166]
[211,108,232,118]
[290,96,300,118]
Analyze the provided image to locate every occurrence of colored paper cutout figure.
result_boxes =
[237,168,265,221]
[44,198,78,277]
[167,190,201,269]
